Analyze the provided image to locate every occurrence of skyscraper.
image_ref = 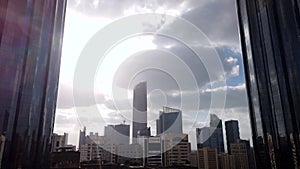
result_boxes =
[0,0,66,168]
[156,106,183,135]
[225,120,240,154]
[196,114,225,153]
[237,0,300,168]
[132,82,147,143]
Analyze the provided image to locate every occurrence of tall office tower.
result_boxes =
[156,106,183,135]
[196,114,225,153]
[104,123,130,145]
[0,0,66,168]
[225,120,240,154]
[237,0,300,168]
[132,82,147,143]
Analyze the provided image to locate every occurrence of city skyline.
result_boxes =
[54,0,252,151]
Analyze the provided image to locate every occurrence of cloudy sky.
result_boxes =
[54,0,252,151]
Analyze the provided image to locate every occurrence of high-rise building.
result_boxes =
[237,0,300,168]
[51,133,68,152]
[156,106,183,135]
[104,123,130,145]
[0,0,66,168]
[225,120,240,154]
[196,114,225,153]
[132,82,147,143]
[197,147,219,169]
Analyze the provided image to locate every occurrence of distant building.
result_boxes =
[197,147,218,169]
[117,144,143,165]
[231,140,249,169]
[50,151,80,169]
[218,153,236,169]
[225,120,240,154]
[79,127,87,151]
[137,127,151,137]
[79,132,117,164]
[51,133,68,152]
[132,82,147,143]
[189,151,198,168]
[104,123,130,145]
[156,106,183,135]
[196,114,224,153]
[138,136,163,166]
[161,133,190,167]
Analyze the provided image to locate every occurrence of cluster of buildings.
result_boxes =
[50,82,256,169]
[193,115,256,169]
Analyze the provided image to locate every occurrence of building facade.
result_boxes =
[237,0,300,168]
[197,147,218,169]
[196,114,224,153]
[0,0,66,168]
[156,106,183,135]
[132,82,147,143]
[79,133,117,164]
[51,133,68,152]
[161,133,190,167]
[218,153,236,169]
[225,120,240,154]
[104,124,130,145]
[231,142,249,169]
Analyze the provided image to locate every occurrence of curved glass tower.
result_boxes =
[0,0,67,168]
[237,0,300,168]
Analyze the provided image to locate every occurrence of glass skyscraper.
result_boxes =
[225,120,240,154]
[237,0,300,168]
[196,114,224,153]
[0,0,66,168]
[156,106,183,135]
[132,82,147,143]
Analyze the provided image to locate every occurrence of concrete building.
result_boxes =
[218,153,236,169]
[79,132,117,164]
[132,82,147,143]
[156,106,183,135]
[51,133,68,152]
[161,133,190,167]
[189,151,198,168]
[117,144,143,165]
[197,147,218,169]
[138,136,163,166]
[104,123,130,145]
[231,141,249,169]
[50,151,80,169]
